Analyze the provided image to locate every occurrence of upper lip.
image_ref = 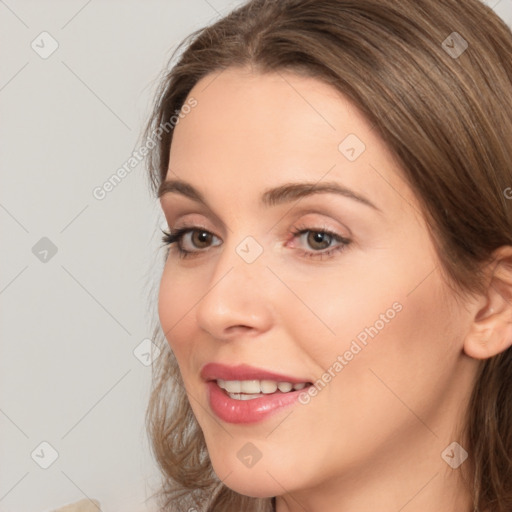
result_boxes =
[200,362,311,384]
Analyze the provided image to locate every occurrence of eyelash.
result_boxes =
[160,224,351,261]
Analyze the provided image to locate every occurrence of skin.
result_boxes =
[157,65,512,512]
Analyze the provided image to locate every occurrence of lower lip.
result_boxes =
[206,381,307,424]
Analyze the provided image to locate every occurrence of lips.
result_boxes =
[200,362,311,384]
[200,362,313,424]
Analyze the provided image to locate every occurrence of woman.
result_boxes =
[143,0,512,510]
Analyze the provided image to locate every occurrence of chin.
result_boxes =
[207,451,289,498]
[218,473,280,499]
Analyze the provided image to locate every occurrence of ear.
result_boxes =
[464,245,512,360]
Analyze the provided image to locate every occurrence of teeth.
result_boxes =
[216,379,308,395]
[277,382,293,392]
[227,392,263,400]
[222,380,242,393]
[261,380,278,393]
[240,379,261,394]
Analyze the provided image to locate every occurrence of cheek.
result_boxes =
[322,270,457,433]
[278,259,406,372]
[158,265,195,354]
[305,237,449,372]
[158,270,175,341]
[288,255,454,421]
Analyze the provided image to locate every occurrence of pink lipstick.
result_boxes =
[201,363,313,424]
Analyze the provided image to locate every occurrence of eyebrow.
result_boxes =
[158,178,381,212]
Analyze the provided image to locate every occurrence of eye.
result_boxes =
[160,224,352,261]
[160,226,221,259]
[288,225,351,260]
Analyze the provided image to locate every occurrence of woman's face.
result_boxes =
[158,66,480,510]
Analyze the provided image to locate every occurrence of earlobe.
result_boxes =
[464,325,501,360]
[463,246,512,361]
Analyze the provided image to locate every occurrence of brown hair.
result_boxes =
[142,1,512,510]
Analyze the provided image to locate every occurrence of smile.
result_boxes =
[200,363,313,424]
[217,379,308,399]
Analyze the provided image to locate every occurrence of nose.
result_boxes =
[194,238,275,341]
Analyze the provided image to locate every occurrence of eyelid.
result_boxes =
[160,204,227,235]
[278,211,352,242]
[163,210,229,237]
[161,204,353,233]
[166,212,351,242]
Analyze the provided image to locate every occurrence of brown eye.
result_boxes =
[306,231,333,251]
[290,226,352,261]
[191,230,214,249]
[161,226,221,259]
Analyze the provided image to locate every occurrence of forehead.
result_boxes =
[166,66,418,218]
[174,66,373,154]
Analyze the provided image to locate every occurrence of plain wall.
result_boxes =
[1,1,511,511]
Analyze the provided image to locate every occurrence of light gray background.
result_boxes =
[1,1,511,511]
